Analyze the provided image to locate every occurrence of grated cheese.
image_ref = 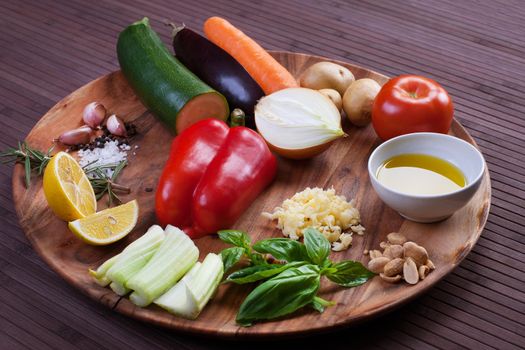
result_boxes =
[263,187,364,251]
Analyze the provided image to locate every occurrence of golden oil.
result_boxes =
[376,154,466,195]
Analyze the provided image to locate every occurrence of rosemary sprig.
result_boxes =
[0,142,53,188]
[1,143,131,207]
[83,160,131,207]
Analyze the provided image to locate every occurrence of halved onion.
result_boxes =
[255,88,345,159]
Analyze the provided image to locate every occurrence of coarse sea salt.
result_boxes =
[78,140,132,178]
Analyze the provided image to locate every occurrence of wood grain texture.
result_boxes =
[11,52,490,338]
[1,0,524,349]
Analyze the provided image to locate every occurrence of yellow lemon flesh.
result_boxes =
[68,200,139,245]
[43,151,97,221]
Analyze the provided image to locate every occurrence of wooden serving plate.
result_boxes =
[12,51,491,338]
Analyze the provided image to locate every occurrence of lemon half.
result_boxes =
[43,151,97,221]
[68,200,139,245]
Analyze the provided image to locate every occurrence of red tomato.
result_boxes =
[372,75,453,140]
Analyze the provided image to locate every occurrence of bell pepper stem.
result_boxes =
[229,108,246,127]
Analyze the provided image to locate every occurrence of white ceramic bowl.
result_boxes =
[368,132,486,223]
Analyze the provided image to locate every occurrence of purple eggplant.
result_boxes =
[172,25,264,129]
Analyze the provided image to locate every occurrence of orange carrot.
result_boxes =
[204,17,298,95]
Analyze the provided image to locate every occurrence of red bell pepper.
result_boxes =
[155,119,277,238]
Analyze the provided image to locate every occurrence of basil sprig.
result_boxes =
[326,260,375,287]
[218,228,374,326]
[227,261,306,284]
[219,247,245,273]
[303,227,331,265]
[218,230,265,273]
[236,264,321,327]
[253,238,309,262]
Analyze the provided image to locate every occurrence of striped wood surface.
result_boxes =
[0,0,524,349]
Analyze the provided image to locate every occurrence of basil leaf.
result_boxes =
[226,261,306,284]
[252,238,309,262]
[236,264,321,326]
[326,260,375,287]
[311,296,336,313]
[249,253,267,266]
[220,247,245,273]
[217,230,251,248]
[303,228,331,265]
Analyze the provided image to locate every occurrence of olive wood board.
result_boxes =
[12,51,491,338]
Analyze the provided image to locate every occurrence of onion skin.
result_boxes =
[264,138,334,159]
[55,126,93,145]
[83,102,107,129]
[254,87,344,159]
[106,115,127,137]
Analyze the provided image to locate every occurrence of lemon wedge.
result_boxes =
[43,151,97,221]
[68,200,139,245]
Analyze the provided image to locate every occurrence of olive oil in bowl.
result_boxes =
[376,154,466,196]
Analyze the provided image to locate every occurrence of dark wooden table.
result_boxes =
[1,0,524,349]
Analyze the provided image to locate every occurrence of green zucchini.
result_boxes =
[117,18,229,133]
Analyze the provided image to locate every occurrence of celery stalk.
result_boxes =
[154,262,202,318]
[127,225,199,307]
[110,281,131,296]
[154,254,223,319]
[186,253,224,312]
[105,225,165,288]
[89,254,120,287]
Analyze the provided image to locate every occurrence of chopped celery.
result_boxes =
[186,253,224,312]
[127,225,199,307]
[89,254,120,287]
[110,281,131,296]
[154,254,223,319]
[154,262,202,318]
[106,225,165,288]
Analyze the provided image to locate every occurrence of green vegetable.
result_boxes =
[236,265,321,327]
[217,230,266,266]
[219,247,245,273]
[127,225,198,306]
[217,230,251,249]
[303,227,331,266]
[186,253,224,311]
[154,262,202,318]
[155,253,223,319]
[105,225,165,294]
[117,18,229,134]
[83,160,130,206]
[88,254,120,287]
[326,260,375,287]
[110,281,130,296]
[311,296,336,313]
[226,261,305,284]
[218,227,374,326]
[252,238,309,262]
[0,141,53,188]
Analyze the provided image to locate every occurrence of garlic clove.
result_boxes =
[55,125,93,145]
[106,114,127,137]
[83,102,107,129]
